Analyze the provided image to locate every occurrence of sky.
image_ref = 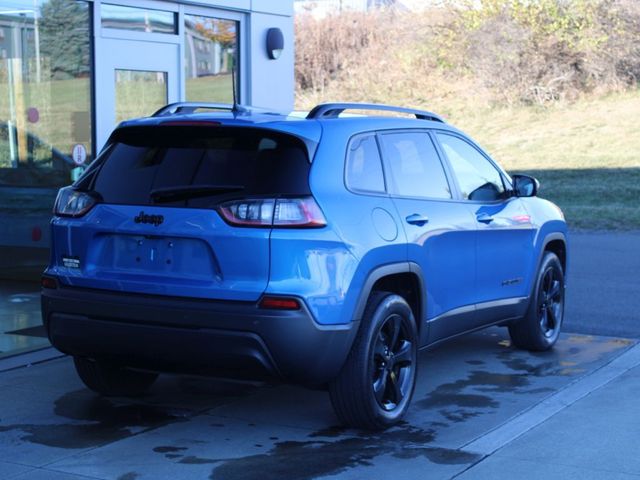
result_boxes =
[0,0,47,16]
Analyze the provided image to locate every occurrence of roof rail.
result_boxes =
[152,102,249,117]
[306,103,445,123]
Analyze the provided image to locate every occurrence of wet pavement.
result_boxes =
[0,328,635,480]
[0,281,47,358]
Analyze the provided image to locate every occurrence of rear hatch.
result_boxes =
[49,125,313,301]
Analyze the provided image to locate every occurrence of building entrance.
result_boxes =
[95,39,179,149]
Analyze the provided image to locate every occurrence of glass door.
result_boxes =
[95,38,179,150]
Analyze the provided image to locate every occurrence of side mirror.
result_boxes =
[512,174,539,197]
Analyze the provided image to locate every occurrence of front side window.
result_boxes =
[436,133,505,202]
[379,132,451,199]
[345,134,385,193]
[184,15,238,103]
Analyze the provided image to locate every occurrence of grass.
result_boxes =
[523,168,640,230]
[186,74,233,103]
[450,91,640,171]
[445,91,640,230]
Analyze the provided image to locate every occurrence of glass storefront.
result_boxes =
[184,14,238,103]
[0,0,92,274]
[1,1,92,179]
[0,0,92,357]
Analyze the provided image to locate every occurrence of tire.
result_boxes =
[509,251,565,351]
[73,357,158,397]
[329,291,418,430]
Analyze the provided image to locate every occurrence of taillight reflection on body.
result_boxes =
[218,197,326,228]
[258,296,301,310]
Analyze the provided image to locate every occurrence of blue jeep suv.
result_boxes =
[41,102,567,429]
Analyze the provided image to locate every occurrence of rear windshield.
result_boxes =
[76,126,311,207]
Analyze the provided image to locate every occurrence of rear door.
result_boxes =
[434,132,536,320]
[49,125,311,301]
[378,130,477,337]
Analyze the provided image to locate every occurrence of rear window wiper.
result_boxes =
[150,184,245,203]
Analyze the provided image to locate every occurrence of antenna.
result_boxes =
[231,65,239,113]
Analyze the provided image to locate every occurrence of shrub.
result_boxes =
[294,11,386,92]
[294,0,640,107]
[435,0,640,104]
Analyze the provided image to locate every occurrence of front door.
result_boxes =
[434,132,535,322]
[95,39,179,150]
[378,130,478,341]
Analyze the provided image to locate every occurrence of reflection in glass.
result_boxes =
[0,0,92,187]
[101,4,177,34]
[115,70,167,124]
[0,0,93,288]
[184,15,238,103]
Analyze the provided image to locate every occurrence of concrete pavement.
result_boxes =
[0,329,637,480]
[458,349,640,479]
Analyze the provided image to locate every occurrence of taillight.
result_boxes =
[273,198,326,227]
[218,197,326,228]
[54,186,98,217]
[219,199,275,226]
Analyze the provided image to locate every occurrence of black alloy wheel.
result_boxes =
[538,266,563,338]
[372,313,415,411]
[509,251,565,351]
[329,291,418,430]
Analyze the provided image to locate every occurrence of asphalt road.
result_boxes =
[563,231,640,338]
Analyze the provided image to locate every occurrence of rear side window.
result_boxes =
[379,132,451,199]
[81,126,310,207]
[436,133,505,202]
[345,134,385,193]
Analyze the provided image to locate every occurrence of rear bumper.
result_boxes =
[41,285,359,385]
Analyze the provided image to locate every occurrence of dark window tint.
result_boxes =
[83,126,310,207]
[436,133,505,201]
[380,132,451,199]
[345,134,385,193]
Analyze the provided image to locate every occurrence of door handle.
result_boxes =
[476,213,494,224]
[406,214,429,226]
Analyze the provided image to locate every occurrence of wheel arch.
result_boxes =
[509,233,566,351]
[353,262,426,339]
[529,232,568,298]
[544,236,567,274]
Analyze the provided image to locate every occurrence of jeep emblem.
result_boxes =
[134,211,164,226]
